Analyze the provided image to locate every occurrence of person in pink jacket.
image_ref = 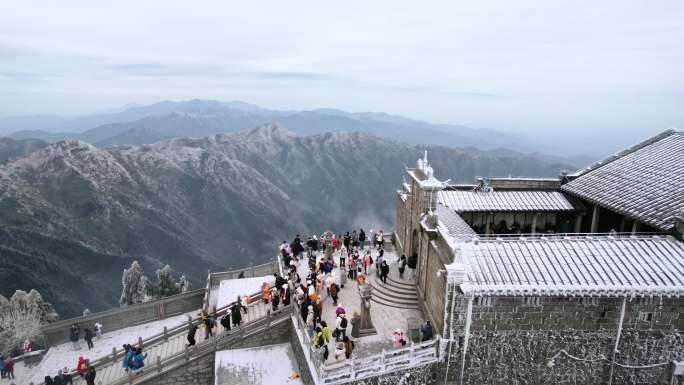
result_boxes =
[392,329,406,349]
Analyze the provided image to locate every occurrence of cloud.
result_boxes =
[0,0,681,141]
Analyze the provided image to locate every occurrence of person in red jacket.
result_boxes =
[77,356,88,377]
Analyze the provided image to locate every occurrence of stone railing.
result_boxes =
[204,259,280,309]
[207,259,280,287]
[290,301,440,385]
[41,289,206,346]
[318,338,440,384]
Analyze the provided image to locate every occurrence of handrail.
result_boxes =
[208,259,280,287]
[104,304,293,385]
[472,231,664,240]
[318,338,440,384]
[41,289,206,332]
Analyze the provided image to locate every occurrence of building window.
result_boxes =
[638,297,654,306]
[581,297,599,306]
[523,297,543,307]
[474,297,494,307]
[638,312,654,322]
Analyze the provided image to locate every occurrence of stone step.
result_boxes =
[370,295,420,310]
[381,277,418,294]
[371,274,418,293]
[370,287,419,306]
[370,283,418,303]
[369,280,419,301]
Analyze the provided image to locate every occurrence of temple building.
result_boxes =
[394,129,684,384]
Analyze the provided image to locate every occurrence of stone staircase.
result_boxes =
[368,262,420,310]
[58,301,274,385]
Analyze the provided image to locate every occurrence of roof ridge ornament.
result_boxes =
[473,178,493,193]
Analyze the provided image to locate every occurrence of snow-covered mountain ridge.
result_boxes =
[0,125,570,316]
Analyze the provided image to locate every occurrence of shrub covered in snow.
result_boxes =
[0,289,58,354]
[120,261,191,306]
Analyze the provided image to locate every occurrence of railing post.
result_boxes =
[350,356,356,378]
[410,341,415,361]
[184,344,190,361]
[380,349,386,372]
[163,326,168,341]
[111,347,117,362]
[138,336,143,349]
[156,355,162,373]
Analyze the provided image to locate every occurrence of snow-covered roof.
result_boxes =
[437,190,575,212]
[435,203,477,248]
[453,235,684,297]
[562,129,684,231]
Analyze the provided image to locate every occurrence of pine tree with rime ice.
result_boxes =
[156,265,180,297]
[177,275,192,293]
[0,289,59,353]
[120,260,155,306]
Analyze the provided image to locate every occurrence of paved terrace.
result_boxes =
[289,245,427,363]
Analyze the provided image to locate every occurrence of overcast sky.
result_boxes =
[0,1,682,144]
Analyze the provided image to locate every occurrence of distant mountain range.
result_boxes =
[2,99,563,154]
[0,125,572,317]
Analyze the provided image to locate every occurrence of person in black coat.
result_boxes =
[274,273,286,291]
[231,302,242,327]
[84,328,94,349]
[220,314,231,335]
[84,366,96,385]
[53,371,65,385]
[187,324,197,346]
[359,229,366,249]
[69,324,80,350]
[380,261,390,284]
[420,320,434,341]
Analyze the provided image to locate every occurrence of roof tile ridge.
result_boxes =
[567,128,678,178]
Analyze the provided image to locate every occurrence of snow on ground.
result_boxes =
[16,311,195,385]
[215,343,302,385]
[216,275,275,309]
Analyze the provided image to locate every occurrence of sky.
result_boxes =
[0,0,682,146]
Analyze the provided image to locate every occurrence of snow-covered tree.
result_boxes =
[177,275,192,293]
[156,265,180,297]
[120,260,155,306]
[138,275,155,303]
[0,289,58,354]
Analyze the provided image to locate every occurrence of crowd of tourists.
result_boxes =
[275,229,432,363]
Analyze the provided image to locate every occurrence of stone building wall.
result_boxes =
[344,362,438,385]
[442,294,684,385]
[141,354,215,385]
[289,321,315,385]
[417,240,447,335]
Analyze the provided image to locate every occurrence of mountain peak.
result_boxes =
[235,124,297,142]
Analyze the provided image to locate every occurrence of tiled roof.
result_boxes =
[437,190,575,212]
[435,204,477,247]
[562,130,684,231]
[454,235,684,297]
